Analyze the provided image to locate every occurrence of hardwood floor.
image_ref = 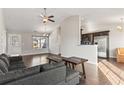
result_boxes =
[22,54,111,85]
[79,63,111,85]
[107,58,124,70]
[98,58,124,84]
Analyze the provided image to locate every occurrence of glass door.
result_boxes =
[94,36,109,58]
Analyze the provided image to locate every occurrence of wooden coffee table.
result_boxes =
[63,57,88,79]
[47,55,63,64]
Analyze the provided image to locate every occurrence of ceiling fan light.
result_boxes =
[43,18,48,23]
[117,25,123,31]
[117,18,124,31]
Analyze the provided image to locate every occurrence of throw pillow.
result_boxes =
[0,59,8,73]
[1,54,10,61]
[0,56,10,67]
[0,69,4,75]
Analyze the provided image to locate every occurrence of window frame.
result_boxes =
[32,35,49,49]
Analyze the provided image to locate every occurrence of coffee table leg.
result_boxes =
[82,63,86,79]
[65,61,67,66]
[49,59,51,64]
[72,64,75,70]
[69,63,71,68]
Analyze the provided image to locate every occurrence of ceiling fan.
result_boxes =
[40,8,55,23]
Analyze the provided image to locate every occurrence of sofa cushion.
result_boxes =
[0,59,8,73]
[0,65,40,84]
[41,62,65,71]
[66,68,79,81]
[52,62,65,67]
[15,65,40,79]
[8,61,25,71]
[41,63,54,71]
[0,70,16,84]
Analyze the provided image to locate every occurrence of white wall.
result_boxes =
[0,9,6,54]
[60,16,97,64]
[49,27,61,54]
[96,25,124,58]
[7,31,49,55]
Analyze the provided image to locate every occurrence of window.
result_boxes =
[32,36,48,49]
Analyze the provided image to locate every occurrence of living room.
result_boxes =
[1,7,124,86]
[2,0,124,93]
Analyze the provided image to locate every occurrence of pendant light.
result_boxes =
[117,18,123,31]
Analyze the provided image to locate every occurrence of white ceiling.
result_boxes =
[3,8,124,32]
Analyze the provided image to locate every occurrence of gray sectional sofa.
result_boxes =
[0,54,80,85]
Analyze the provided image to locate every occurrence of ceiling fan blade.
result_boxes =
[40,14,44,18]
[48,19,55,22]
[48,15,54,18]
